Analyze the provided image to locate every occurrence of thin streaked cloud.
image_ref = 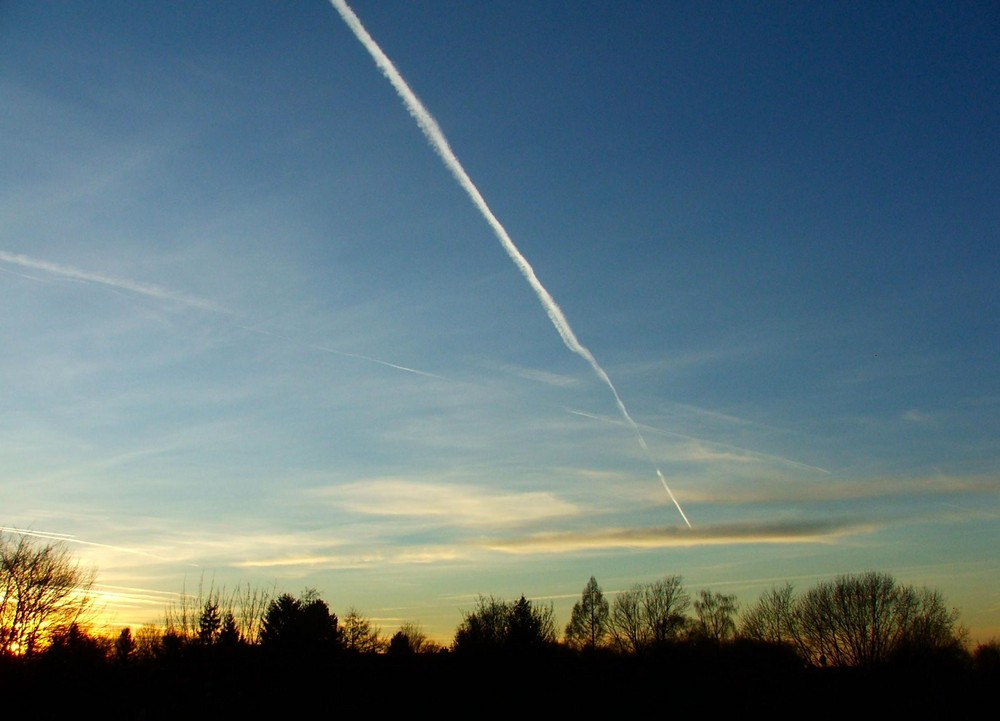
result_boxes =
[492,362,581,388]
[482,520,876,554]
[319,479,581,527]
[566,408,831,474]
[680,473,999,505]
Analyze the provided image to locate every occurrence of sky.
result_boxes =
[2,1,998,643]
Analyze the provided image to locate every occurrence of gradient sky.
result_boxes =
[2,1,998,643]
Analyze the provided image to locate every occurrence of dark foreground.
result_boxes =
[2,643,993,718]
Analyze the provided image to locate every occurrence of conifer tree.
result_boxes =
[565,576,610,650]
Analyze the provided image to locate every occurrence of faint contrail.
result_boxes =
[1,250,439,379]
[566,408,832,475]
[0,526,169,559]
[329,0,691,527]
[313,344,443,378]
[235,324,442,379]
[0,250,226,312]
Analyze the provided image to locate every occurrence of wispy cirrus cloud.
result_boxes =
[680,473,999,505]
[235,545,466,570]
[317,479,580,527]
[490,362,580,388]
[481,519,876,554]
[1,250,441,379]
[566,408,831,474]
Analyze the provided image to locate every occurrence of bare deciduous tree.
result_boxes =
[643,576,690,645]
[895,586,967,655]
[163,579,274,645]
[738,582,807,659]
[453,595,510,652]
[342,607,384,653]
[609,584,646,653]
[693,589,738,642]
[133,624,164,660]
[609,576,690,652]
[796,571,965,667]
[0,532,96,656]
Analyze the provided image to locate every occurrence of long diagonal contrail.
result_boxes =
[330,0,691,527]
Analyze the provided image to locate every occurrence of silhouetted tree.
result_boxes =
[643,576,690,645]
[565,576,610,650]
[260,590,341,655]
[973,639,1000,674]
[453,594,555,654]
[693,589,738,642]
[114,627,135,663]
[508,595,556,652]
[133,624,164,661]
[223,582,274,645]
[902,588,964,646]
[160,629,185,660]
[164,579,273,645]
[797,571,965,667]
[609,585,645,653]
[198,598,222,645]
[260,593,301,644]
[454,595,508,653]
[738,583,800,646]
[43,622,106,665]
[0,532,96,655]
[389,621,435,654]
[218,612,241,647]
[343,607,383,653]
[388,630,412,655]
[610,576,690,653]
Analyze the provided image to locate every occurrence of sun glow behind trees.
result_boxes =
[0,530,979,685]
[0,532,96,656]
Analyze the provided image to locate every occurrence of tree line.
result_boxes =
[2,531,996,672]
[562,572,972,668]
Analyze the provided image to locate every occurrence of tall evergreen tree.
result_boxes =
[565,576,610,650]
[198,599,221,645]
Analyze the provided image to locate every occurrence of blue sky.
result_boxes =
[2,1,998,642]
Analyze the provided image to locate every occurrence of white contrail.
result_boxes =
[329,0,691,527]
[0,249,226,312]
